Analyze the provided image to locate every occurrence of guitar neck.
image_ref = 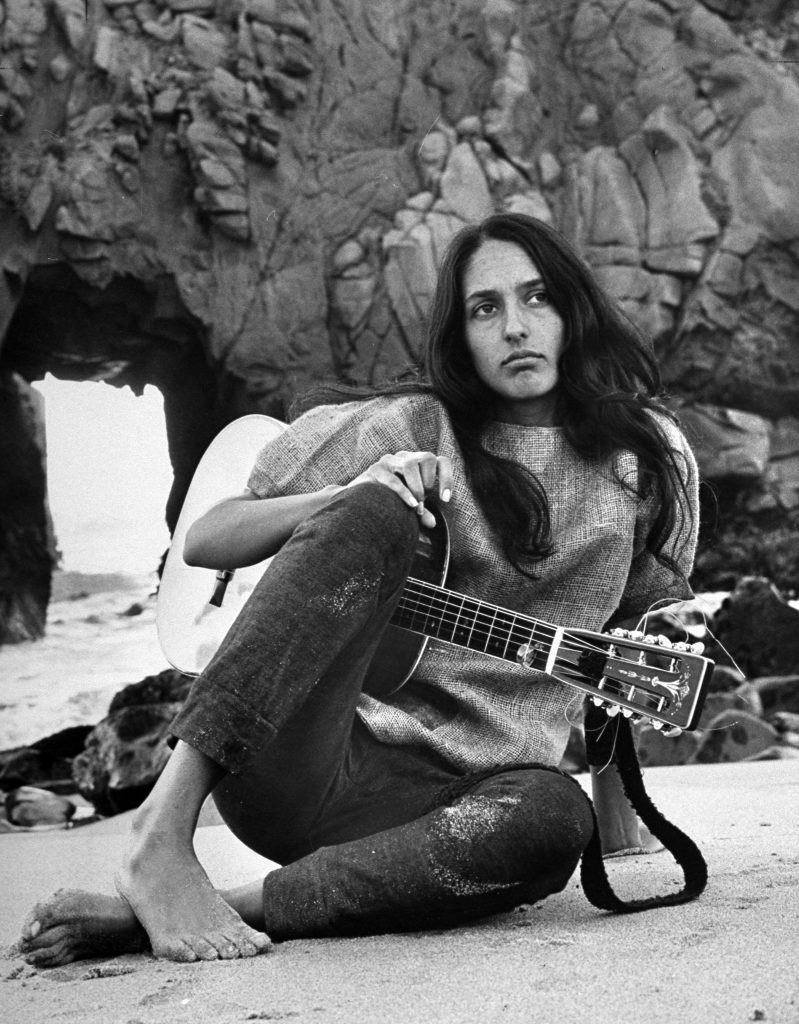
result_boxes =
[393,576,562,674]
[391,575,711,732]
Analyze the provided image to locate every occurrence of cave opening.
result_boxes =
[32,375,173,579]
[0,264,227,642]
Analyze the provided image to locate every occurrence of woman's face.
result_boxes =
[462,239,565,426]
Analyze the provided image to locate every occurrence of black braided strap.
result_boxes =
[580,709,707,913]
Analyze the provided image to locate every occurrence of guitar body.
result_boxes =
[158,415,713,732]
[157,414,444,694]
[157,415,285,677]
[363,511,449,696]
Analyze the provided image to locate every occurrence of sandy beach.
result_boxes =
[2,759,797,1024]
[0,573,168,752]
[1,576,797,1022]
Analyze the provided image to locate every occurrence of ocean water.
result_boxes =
[0,379,176,751]
[0,572,170,751]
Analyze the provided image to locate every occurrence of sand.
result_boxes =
[2,759,797,1024]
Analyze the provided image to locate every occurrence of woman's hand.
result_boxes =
[346,451,453,528]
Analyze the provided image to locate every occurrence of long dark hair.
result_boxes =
[299,213,693,578]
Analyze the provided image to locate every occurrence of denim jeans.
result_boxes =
[171,483,595,939]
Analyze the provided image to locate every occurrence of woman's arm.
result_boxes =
[183,449,454,570]
[183,487,343,569]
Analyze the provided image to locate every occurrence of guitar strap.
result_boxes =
[580,704,708,912]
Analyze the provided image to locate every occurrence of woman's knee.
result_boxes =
[309,482,421,570]
[445,768,595,877]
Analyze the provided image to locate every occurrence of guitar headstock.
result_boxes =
[556,626,713,732]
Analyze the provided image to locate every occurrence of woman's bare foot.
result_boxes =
[19,889,147,967]
[602,822,666,859]
[115,819,271,963]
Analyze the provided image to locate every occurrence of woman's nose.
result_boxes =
[504,305,528,341]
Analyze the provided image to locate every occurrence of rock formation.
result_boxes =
[1,0,799,639]
[3,580,798,820]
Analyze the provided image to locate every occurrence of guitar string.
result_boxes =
[398,575,677,655]
[394,582,690,716]
[397,589,641,661]
[396,579,675,665]
[399,579,573,647]
[394,586,670,716]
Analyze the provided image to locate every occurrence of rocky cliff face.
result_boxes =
[1,0,798,639]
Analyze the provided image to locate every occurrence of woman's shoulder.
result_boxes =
[292,390,447,433]
[644,405,695,457]
[285,390,450,458]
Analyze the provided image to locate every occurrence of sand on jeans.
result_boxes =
[1,760,797,1024]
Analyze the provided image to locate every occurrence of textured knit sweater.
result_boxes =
[246,393,699,771]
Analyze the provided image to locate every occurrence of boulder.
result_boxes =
[709,577,799,678]
[744,746,799,761]
[107,668,193,711]
[637,725,701,768]
[705,664,748,694]
[72,702,181,816]
[0,724,93,792]
[678,405,771,482]
[4,786,76,827]
[691,709,782,763]
[768,711,799,739]
[71,669,193,815]
[698,683,762,729]
[753,676,799,717]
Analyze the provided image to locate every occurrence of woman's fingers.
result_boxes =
[347,452,452,527]
[368,462,421,509]
[435,455,454,503]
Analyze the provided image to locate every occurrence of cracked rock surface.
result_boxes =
[1,0,799,637]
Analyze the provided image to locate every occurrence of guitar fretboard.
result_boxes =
[392,576,568,672]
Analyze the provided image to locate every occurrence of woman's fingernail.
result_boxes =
[442,489,451,503]
[416,502,425,516]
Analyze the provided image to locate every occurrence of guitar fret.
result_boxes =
[395,582,556,666]
[381,555,707,730]
[169,417,708,733]
[465,596,482,650]
[376,576,704,728]
[454,593,470,644]
[483,604,498,653]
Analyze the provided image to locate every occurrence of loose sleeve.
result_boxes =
[246,395,444,497]
[610,417,700,624]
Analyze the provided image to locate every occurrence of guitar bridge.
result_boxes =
[209,569,235,608]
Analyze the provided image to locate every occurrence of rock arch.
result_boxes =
[2,0,799,639]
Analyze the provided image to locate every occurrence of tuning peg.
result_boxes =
[690,642,705,655]
[629,630,645,641]
[605,705,620,717]
[591,696,604,706]
[672,641,689,652]
[651,720,664,730]
[610,627,629,638]
[661,725,683,737]
[644,634,658,645]
[656,634,673,647]
[621,707,633,718]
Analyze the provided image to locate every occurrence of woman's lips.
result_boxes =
[502,352,544,367]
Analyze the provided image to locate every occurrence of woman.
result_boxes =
[20,214,699,966]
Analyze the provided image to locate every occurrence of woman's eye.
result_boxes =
[527,290,549,305]
[471,302,496,319]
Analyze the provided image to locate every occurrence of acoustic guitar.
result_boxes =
[157,415,713,734]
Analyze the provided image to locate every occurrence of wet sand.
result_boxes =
[2,760,797,1024]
